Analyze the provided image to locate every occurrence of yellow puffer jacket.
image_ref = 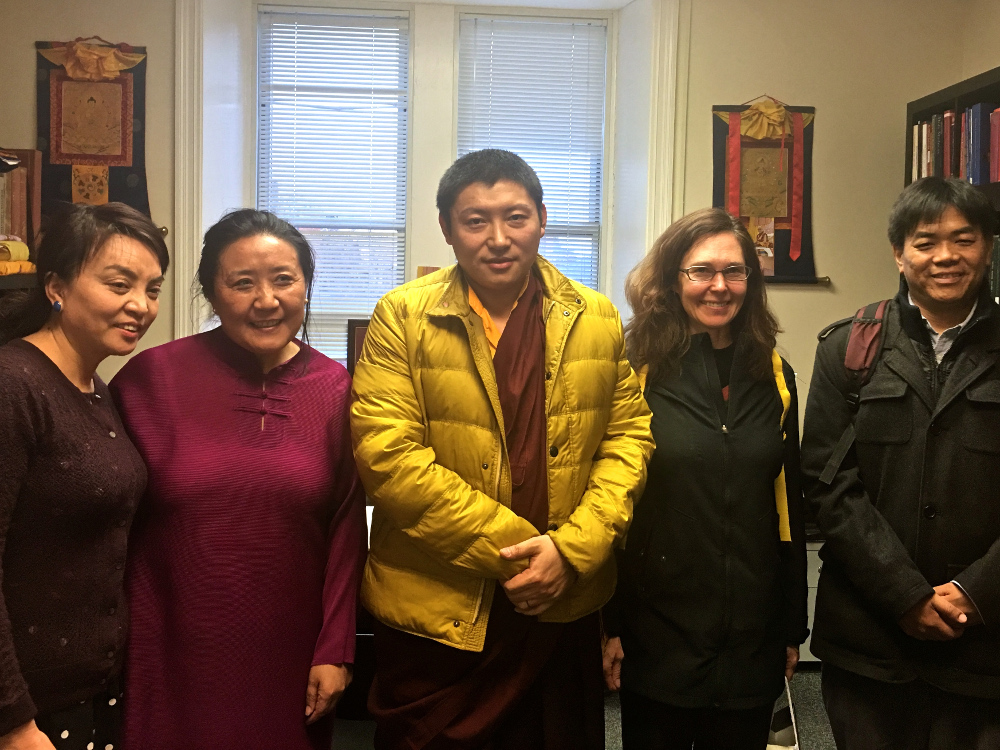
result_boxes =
[351,257,654,652]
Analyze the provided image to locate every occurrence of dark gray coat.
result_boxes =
[801,279,1000,699]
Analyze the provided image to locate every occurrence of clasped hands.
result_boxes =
[500,534,577,616]
[898,582,982,641]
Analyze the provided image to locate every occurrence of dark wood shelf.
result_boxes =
[0,274,36,291]
[904,64,1000,213]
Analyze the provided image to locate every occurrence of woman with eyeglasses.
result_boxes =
[603,208,808,750]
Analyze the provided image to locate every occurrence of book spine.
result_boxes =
[11,168,27,241]
[934,114,944,177]
[952,109,961,178]
[968,107,973,181]
[971,102,996,185]
[969,106,977,183]
[923,121,931,178]
[0,172,9,236]
[993,236,1000,303]
[912,123,919,182]
[992,109,1000,182]
[943,111,953,177]
[961,110,968,180]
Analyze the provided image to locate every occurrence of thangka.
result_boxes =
[35,39,150,216]
[712,99,817,282]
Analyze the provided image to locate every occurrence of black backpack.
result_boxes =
[818,300,890,485]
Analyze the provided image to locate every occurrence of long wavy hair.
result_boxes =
[624,207,780,383]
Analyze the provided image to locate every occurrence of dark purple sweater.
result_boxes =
[0,340,146,734]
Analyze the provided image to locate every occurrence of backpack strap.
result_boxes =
[771,350,792,542]
[818,300,889,485]
[843,299,890,406]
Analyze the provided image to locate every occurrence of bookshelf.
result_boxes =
[906,67,1000,301]
[0,148,42,297]
[0,274,36,292]
[905,65,1000,207]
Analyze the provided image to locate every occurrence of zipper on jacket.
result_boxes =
[719,416,732,704]
[703,340,733,705]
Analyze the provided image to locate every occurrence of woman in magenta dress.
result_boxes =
[110,209,367,750]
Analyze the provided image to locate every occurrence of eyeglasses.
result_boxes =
[679,264,752,283]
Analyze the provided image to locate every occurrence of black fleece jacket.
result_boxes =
[606,333,808,710]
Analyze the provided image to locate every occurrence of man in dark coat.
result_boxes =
[801,176,1000,750]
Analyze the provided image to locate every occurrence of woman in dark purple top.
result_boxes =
[0,203,168,750]
[110,210,367,750]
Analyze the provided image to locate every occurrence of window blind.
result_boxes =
[258,8,408,359]
[457,16,607,289]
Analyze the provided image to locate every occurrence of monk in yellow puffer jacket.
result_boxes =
[350,149,653,750]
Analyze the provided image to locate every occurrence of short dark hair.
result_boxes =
[436,149,544,227]
[888,177,998,248]
[0,202,169,344]
[198,209,316,341]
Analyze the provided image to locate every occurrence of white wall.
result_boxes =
[0,0,176,381]
[407,4,461,274]
[609,0,654,313]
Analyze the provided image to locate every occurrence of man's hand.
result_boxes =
[305,663,352,724]
[934,582,983,626]
[603,636,624,691]
[500,534,577,616]
[785,646,800,681]
[0,721,57,750]
[899,592,967,640]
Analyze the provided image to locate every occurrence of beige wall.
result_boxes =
[0,0,176,381]
[680,0,965,393]
[962,0,1000,80]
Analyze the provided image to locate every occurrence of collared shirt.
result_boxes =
[908,294,977,363]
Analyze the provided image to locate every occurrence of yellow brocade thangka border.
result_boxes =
[713,100,814,140]
[39,42,145,81]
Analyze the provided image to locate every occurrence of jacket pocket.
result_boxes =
[961,381,1000,454]
[855,378,911,444]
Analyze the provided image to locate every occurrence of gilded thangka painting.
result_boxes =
[712,98,817,282]
[36,39,150,215]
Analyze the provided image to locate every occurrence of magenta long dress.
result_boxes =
[109,328,367,750]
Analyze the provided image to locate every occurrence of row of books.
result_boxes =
[911,103,999,185]
[0,149,41,251]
